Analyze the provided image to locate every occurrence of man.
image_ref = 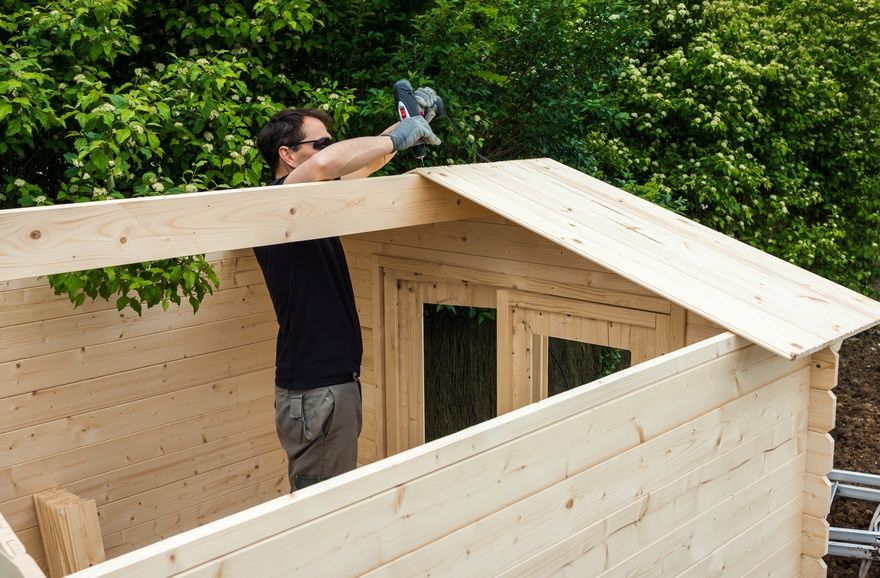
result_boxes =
[254,97,440,491]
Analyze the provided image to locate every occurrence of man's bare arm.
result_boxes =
[284,117,438,184]
[283,135,394,185]
[340,123,400,180]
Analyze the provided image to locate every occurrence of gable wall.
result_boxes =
[344,216,726,458]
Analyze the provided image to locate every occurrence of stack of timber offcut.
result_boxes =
[33,489,105,578]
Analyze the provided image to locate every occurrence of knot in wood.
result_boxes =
[29,230,41,240]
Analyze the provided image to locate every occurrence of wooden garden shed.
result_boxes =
[1,158,879,577]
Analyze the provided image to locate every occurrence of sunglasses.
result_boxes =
[289,137,334,150]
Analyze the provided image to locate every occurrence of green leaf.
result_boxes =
[115,127,131,144]
[156,102,171,119]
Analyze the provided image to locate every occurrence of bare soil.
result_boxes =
[827,325,880,577]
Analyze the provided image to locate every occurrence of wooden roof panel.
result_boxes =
[417,158,880,359]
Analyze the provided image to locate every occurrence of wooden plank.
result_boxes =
[0,311,277,398]
[400,282,424,448]
[97,450,286,535]
[802,513,829,558]
[418,160,880,359]
[381,270,403,456]
[0,174,489,281]
[803,473,833,518]
[801,555,829,578]
[808,389,837,433]
[506,290,657,328]
[349,267,372,302]
[686,323,724,345]
[0,339,274,434]
[367,249,670,313]
[101,475,287,559]
[741,535,802,577]
[810,346,840,391]
[355,218,617,274]
[655,313,671,355]
[496,289,513,415]
[0,283,271,364]
[0,369,272,471]
[0,252,258,329]
[63,333,750,577]
[0,513,44,578]
[529,334,548,401]
[669,303,687,352]
[368,257,386,460]
[508,304,532,412]
[640,497,803,578]
[339,238,384,270]
[806,431,834,475]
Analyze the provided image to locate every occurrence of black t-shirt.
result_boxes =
[253,177,362,389]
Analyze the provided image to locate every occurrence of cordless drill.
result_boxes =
[393,80,444,161]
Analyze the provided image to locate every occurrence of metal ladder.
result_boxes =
[828,469,880,575]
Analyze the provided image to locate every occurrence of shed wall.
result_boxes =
[69,332,819,577]
[0,251,290,570]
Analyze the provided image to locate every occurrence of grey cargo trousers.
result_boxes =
[274,376,362,492]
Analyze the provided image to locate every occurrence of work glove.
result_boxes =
[413,86,442,123]
[387,116,441,152]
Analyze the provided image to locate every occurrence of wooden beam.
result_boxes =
[801,513,829,559]
[0,175,488,281]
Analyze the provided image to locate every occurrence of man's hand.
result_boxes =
[387,116,441,152]
[413,87,441,123]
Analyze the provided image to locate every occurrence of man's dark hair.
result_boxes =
[257,108,334,174]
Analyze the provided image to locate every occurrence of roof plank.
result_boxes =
[417,159,880,359]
